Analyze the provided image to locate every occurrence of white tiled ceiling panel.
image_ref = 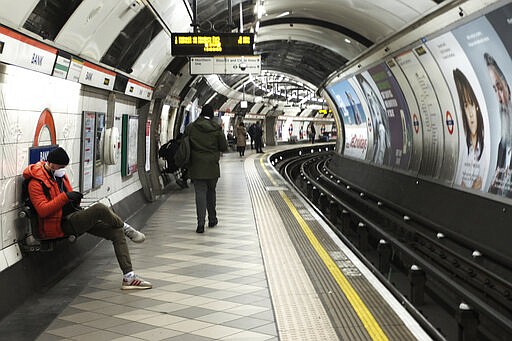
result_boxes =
[262,0,438,44]
[54,0,141,62]
[0,0,39,28]
[130,30,171,85]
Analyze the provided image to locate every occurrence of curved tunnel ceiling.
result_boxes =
[186,0,443,104]
[256,40,348,87]
[0,0,445,109]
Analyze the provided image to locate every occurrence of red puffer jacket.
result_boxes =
[22,161,73,239]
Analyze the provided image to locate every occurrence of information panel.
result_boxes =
[416,42,460,184]
[81,112,95,193]
[93,112,105,189]
[190,56,261,74]
[171,33,254,56]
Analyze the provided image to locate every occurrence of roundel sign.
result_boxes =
[413,113,420,134]
[445,111,454,135]
[29,108,58,164]
[288,124,293,136]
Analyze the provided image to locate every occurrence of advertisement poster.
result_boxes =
[428,29,492,193]
[427,32,490,191]
[354,71,392,166]
[81,112,95,192]
[326,79,368,160]
[366,63,413,170]
[395,49,444,178]
[486,3,512,58]
[323,92,344,152]
[93,112,105,189]
[482,6,512,198]
[411,44,459,184]
[387,58,423,173]
[128,116,138,175]
[145,120,151,172]
[432,17,510,193]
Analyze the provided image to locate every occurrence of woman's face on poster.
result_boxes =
[464,99,478,138]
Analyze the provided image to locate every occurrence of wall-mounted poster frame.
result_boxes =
[121,114,138,176]
[93,112,105,188]
[80,111,96,193]
[145,120,151,172]
[326,79,368,161]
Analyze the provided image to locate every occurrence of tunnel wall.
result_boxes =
[322,2,512,258]
[330,154,512,262]
[0,61,153,319]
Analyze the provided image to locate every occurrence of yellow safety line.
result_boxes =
[259,157,389,341]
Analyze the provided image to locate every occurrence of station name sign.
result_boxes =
[171,33,254,56]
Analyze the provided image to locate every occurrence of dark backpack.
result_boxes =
[174,135,191,168]
[158,141,170,159]
[159,139,180,172]
[21,178,50,240]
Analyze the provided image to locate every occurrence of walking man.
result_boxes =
[184,104,228,233]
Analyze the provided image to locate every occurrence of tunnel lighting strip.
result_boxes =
[259,157,390,341]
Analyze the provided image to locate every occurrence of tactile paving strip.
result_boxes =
[250,155,420,341]
[245,156,339,340]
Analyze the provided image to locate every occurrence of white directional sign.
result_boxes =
[190,57,214,74]
[190,56,261,75]
[225,56,261,74]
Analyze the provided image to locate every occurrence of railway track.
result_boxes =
[271,145,512,341]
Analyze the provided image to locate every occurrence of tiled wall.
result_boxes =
[0,64,142,273]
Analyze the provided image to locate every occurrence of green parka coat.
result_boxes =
[185,116,228,179]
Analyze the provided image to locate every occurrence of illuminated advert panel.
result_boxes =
[432,7,512,196]
[387,58,423,173]
[394,49,445,179]
[363,63,414,171]
[326,79,369,161]
[171,33,254,56]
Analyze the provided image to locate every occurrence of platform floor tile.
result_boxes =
[37,152,278,341]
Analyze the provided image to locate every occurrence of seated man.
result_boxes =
[22,147,152,290]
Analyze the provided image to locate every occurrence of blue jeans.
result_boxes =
[193,178,218,227]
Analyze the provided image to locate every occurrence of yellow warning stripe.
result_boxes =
[260,157,389,341]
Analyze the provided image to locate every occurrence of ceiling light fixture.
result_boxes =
[276,11,290,18]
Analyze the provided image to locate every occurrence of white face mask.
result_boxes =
[53,168,66,178]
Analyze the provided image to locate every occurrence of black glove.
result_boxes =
[66,191,83,202]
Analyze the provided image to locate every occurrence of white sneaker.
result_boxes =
[121,274,152,290]
[123,222,145,243]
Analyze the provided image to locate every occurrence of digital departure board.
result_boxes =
[171,33,254,56]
